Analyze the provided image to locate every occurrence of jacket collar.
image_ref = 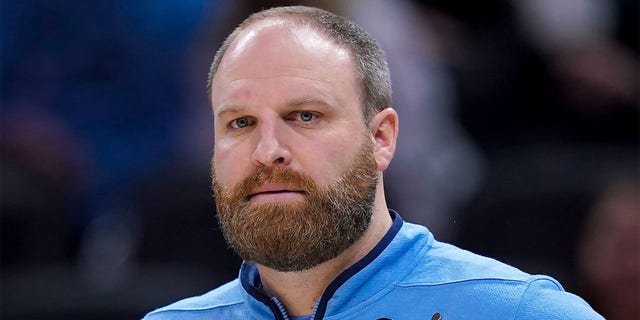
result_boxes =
[238,210,432,319]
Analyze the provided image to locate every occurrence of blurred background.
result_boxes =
[1,0,638,319]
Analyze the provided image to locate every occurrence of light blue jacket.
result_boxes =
[143,211,603,319]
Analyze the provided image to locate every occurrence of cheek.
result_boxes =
[213,142,247,186]
[299,135,362,184]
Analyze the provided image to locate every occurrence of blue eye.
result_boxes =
[297,111,316,122]
[231,117,251,129]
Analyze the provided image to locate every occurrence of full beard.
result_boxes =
[212,139,379,272]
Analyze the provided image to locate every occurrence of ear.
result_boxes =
[369,108,399,171]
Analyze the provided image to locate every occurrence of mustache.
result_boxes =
[228,166,319,200]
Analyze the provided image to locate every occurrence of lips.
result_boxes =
[248,184,306,200]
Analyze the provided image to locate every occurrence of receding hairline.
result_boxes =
[209,11,358,91]
[207,5,392,121]
[215,17,353,78]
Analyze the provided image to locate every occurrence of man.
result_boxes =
[144,6,603,319]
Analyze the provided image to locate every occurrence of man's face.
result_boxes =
[210,20,380,271]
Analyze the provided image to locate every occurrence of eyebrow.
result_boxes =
[215,105,244,119]
[215,96,335,119]
[287,97,334,109]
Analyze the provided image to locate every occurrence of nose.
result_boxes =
[252,118,291,168]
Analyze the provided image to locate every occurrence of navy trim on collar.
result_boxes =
[240,263,286,320]
[240,210,404,320]
[313,210,403,319]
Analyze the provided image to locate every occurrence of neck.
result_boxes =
[257,183,392,317]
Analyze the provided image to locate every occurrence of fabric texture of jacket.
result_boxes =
[143,210,603,320]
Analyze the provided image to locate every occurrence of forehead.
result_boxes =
[211,19,360,107]
[222,18,352,70]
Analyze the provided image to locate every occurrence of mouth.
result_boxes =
[248,184,306,202]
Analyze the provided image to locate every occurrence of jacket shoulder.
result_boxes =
[515,277,604,319]
[400,230,532,286]
[142,280,246,320]
[396,229,603,319]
